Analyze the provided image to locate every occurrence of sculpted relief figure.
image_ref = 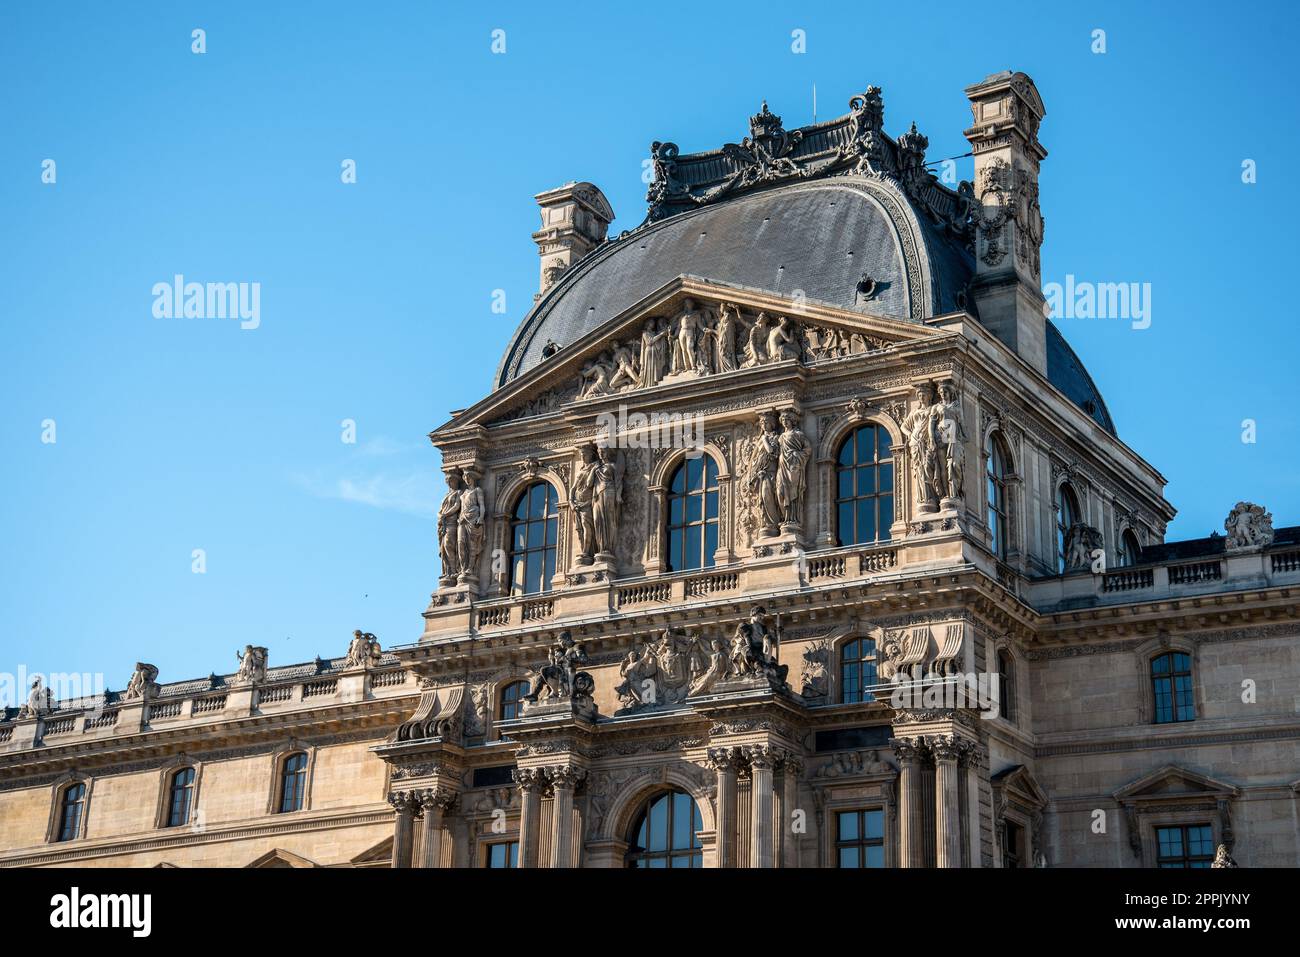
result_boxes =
[1224,501,1274,551]
[523,632,596,714]
[235,644,269,685]
[345,629,382,669]
[123,662,160,701]
[638,318,671,388]
[592,446,625,561]
[670,298,706,374]
[437,469,463,584]
[767,315,801,362]
[728,606,789,688]
[1063,523,1104,573]
[607,339,640,392]
[456,469,486,584]
[743,312,769,368]
[934,381,966,504]
[747,410,784,537]
[776,409,810,529]
[711,302,739,373]
[579,355,613,398]
[573,444,599,565]
[742,409,809,538]
[903,382,940,513]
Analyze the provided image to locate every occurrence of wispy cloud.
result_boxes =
[292,436,439,518]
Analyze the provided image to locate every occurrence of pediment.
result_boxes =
[990,764,1048,809]
[245,848,319,868]
[1113,765,1238,804]
[435,275,934,440]
[350,836,394,866]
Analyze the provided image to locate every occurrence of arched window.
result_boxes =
[625,789,703,868]
[1056,483,1081,573]
[166,767,196,827]
[55,782,86,842]
[509,482,559,595]
[1117,528,1142,568]
[840,637,878,704]
[997,649,1016,721]
[666,455,718,572]
[1151,652,1194,724]
[499,680,529,721]
[986,434,1010,559]
[835,424,894,546]
[278,752,308,813]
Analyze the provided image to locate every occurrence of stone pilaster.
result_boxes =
[891,737,926,868]
[547,766,587,868]
[781,756,803,868]
[932,735,963,868]
[707,747,742,868]
[388,791,417,869]
[417,786,458,869]
[746,745,779,869]
[514,767,548,869]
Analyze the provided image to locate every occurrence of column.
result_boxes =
[418,787,456,868]
[782,756,803,868]
[707,747,741,868]
[933,735,962,868]
[548,767,586,868]
[388,792,416,869]
[514,768,547,869]
[891,737,924,868]
[747,746,777,869]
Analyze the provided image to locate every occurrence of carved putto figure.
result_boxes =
[728,606,789,688]
[437,468,463,584]
[456,468,485,584]
[1224,501,1274,551]
[235,645,269,685]
[17,677,53,718]
[123,662,160,701]
[616,627,702,710]
[523,632,595,712]
[345,630,382,669]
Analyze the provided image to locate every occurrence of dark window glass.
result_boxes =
[997,650,1015,722]
[1151,652,1195,724]
[665,456,719,572]
[279,752,308,813]
[1118,529,1142,568]
[486,841,519,868]
[1003,819,1023,868]
[840,638,878,704]
[835,425,894,546]
[835,808,885,868]
[499,680,529,721]
[509,482,559,595]
[166,767,196,827]
[56,783,85,842]
[625,789,703,868]
[1056,484,1080,573]
[986,435,1009,559]
[1156,824,1214,868]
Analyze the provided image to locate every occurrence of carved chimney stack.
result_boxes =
[963,71,1048,375]
[531,182,614,300]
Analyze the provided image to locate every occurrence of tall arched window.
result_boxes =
[166,767,196,827]
[835,424,894,546]
[509,482,559,595]
[1056,483,1081,573]
[997,649,1016,721]
[986,434,1010,559]
[666,455,718,572]
[278,752,308,813]
[840,637,878,703]
[1151,652,1194,724]
[1117,529,1142,568]
[625,789,703,868]
[56,782,86,842]
[499,680,529,721]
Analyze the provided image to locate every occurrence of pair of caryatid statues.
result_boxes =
[747,408,812,538]
[436,466,486,586]
[578,299,802,399]
[572,443,625,566]
[903,380,966,513]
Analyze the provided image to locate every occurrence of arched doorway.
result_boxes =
[625,789,703,868]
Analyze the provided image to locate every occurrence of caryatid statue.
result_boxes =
[456,468,486,585]
[776,408,811,528]
[592,445,625,561]
[748,410,783,537]
[572,443,599,564]
[934,381,966,504]
[437,469,463,585]
[903,382,940,512]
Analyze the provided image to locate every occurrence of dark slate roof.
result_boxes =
[1045,320,1116,435]
[1138,525,1300,564]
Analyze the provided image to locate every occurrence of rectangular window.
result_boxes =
[1156,824,1214,868]
[486,841,519,868]
[1003,820,1023,868]
[835,808,885,868]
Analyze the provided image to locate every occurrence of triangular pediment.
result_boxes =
[1113,765,1238,803]
[434,275,936,439]
[350,836,394,867]
[990,764,1048,809]
[245,848,319,869]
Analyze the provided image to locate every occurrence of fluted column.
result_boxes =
[548,767,586,868]
[933,735,962,868]
[747,746,778,869]
[514,768,547,869]
[417,787,457,868]
[707,747,742,868]
[388,792,417,869]
[891,737,925,868]
[782,756,803,868]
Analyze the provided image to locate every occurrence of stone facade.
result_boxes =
[1,71,1296,869]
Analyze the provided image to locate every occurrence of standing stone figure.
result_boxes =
[437,469,463,584]
[712,302,739,373]
[572,444,599,564]
[742,312,768,367]
[17,677,53,718]
[457,468,486,584]
[671,298,704,374]
[345,630,382,669]
[776,408,811,528]
[592,446,624,560]
[747,410,783,537]
[638,318,671,388]
[934,381,966,504]
[903,382,940,512]
[235,645,269,685]
[123,662,160,701]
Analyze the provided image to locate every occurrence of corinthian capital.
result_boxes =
[706,746,744,773]
[418,786,459,813]
[387,791,418,814]
[889,735,927,765]
[512,767,549,794]
[930,734,961,763]
[546,766,588,790]
[743,744,783,771]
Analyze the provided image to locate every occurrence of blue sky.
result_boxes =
[2,1,1296,693]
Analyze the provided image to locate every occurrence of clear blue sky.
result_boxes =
[2,1,1296,692]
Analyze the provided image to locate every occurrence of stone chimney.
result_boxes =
[531,182,614,299]
[963,71,1048,375]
